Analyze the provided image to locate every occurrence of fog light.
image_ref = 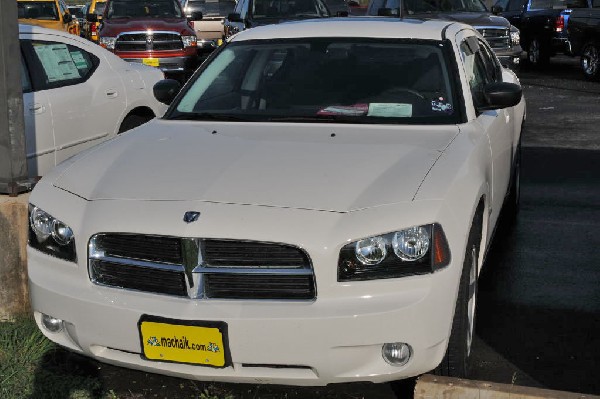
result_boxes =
[41,314,63,333]
[382,342,411,366]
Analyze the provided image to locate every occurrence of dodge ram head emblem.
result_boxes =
[183,211,200,223]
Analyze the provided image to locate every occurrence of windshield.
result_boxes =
[370,0,487,14]
[171,39,459,125]
[107,0,183,19]
[185,0,236,17]
[18,1,59,20]
[94,2,107,14]
[252,0,330,19]
[68,6,84,18]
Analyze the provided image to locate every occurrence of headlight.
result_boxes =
[182,35,197,48]
[338,224,450,281]
[99,36,116,50]
[29,205,76,262]
[510,29,520,46]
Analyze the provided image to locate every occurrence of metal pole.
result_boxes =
[0,0,30,196]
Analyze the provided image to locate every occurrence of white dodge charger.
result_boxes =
[28,18,525,385]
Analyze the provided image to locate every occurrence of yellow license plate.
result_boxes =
[139,317,228,367]
[142,58,160,67]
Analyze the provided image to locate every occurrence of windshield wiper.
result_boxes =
[169,112,252,122]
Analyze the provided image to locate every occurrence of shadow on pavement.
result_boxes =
[473,146,600,395]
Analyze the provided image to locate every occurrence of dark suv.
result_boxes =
[367,0,522,70]
[224,0,331,38]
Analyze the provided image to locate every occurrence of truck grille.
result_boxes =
[115,32,183,52]
[477,27,511,50]
[88,234,315,300]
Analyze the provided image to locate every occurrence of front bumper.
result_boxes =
[494,45,523,71]
[28,191,466,386]
[121,55,199,74]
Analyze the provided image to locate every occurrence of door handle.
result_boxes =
[105,89,119,98]
[29,103,46,114]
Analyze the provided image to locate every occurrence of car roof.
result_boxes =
[230,17,464,42]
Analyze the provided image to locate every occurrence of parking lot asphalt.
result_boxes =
[29,56,600,398]
[470,56,600,395]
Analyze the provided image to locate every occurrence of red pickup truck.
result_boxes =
[93,0,202,78]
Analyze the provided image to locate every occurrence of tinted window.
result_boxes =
[18,1,59,20]
[507,0,523,10]
[95,2,107,14]
[173,39,459,124]
[460,38,490,107]
[529,0,570,8]
[21,54,32,93]
[107,0,183,18]
[252,0,329,18]
[186,0,236,16]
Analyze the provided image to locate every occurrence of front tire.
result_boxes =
[527,37,550,66]
[581,42,600,81]
[435,214,482,377]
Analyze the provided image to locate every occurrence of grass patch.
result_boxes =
[0,316,103,399]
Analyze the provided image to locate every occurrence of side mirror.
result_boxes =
[63,13,73,23]
[188,11,203,20]
[336,10,349,16]
[491,5,503,14]
[153,79,182,105]
[227,13,243,22]
[480,82,522,111]
[86,13,98,22]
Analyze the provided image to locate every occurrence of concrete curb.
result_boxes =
[0,193,30,320]
[415,374,600,399]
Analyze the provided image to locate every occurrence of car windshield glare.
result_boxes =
[172,39,459,124]
[18,2,60,20]
[107,0,183,19]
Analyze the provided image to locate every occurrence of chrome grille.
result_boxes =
[477,27,511,50]
[114,32,183,52]
[88,234,315,300]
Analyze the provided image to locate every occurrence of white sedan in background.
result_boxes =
[28,19,525,385]
[20,24,167,177]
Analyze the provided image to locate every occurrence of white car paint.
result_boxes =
[28,18,525,385]
[19,24,167,177]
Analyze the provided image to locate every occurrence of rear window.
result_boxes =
[95,2,107,14]
[529,0,570,9]
[172,38,460,125]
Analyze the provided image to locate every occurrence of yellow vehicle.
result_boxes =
[17,0,80,36]
[83,0,107,43]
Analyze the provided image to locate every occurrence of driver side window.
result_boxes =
[460,37,490,108]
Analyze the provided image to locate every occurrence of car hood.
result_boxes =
[416,12,510,28]
[52,120,458,212]
[101,17,192,35]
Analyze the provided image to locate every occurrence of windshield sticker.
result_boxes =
[70,51,89,70]
[317,104,369,116]
[431,100,453,114]
[367,103,412,118]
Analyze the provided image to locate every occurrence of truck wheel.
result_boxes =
[527,37,549,66]
[581,42,600,81]
[435,213,482,378]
